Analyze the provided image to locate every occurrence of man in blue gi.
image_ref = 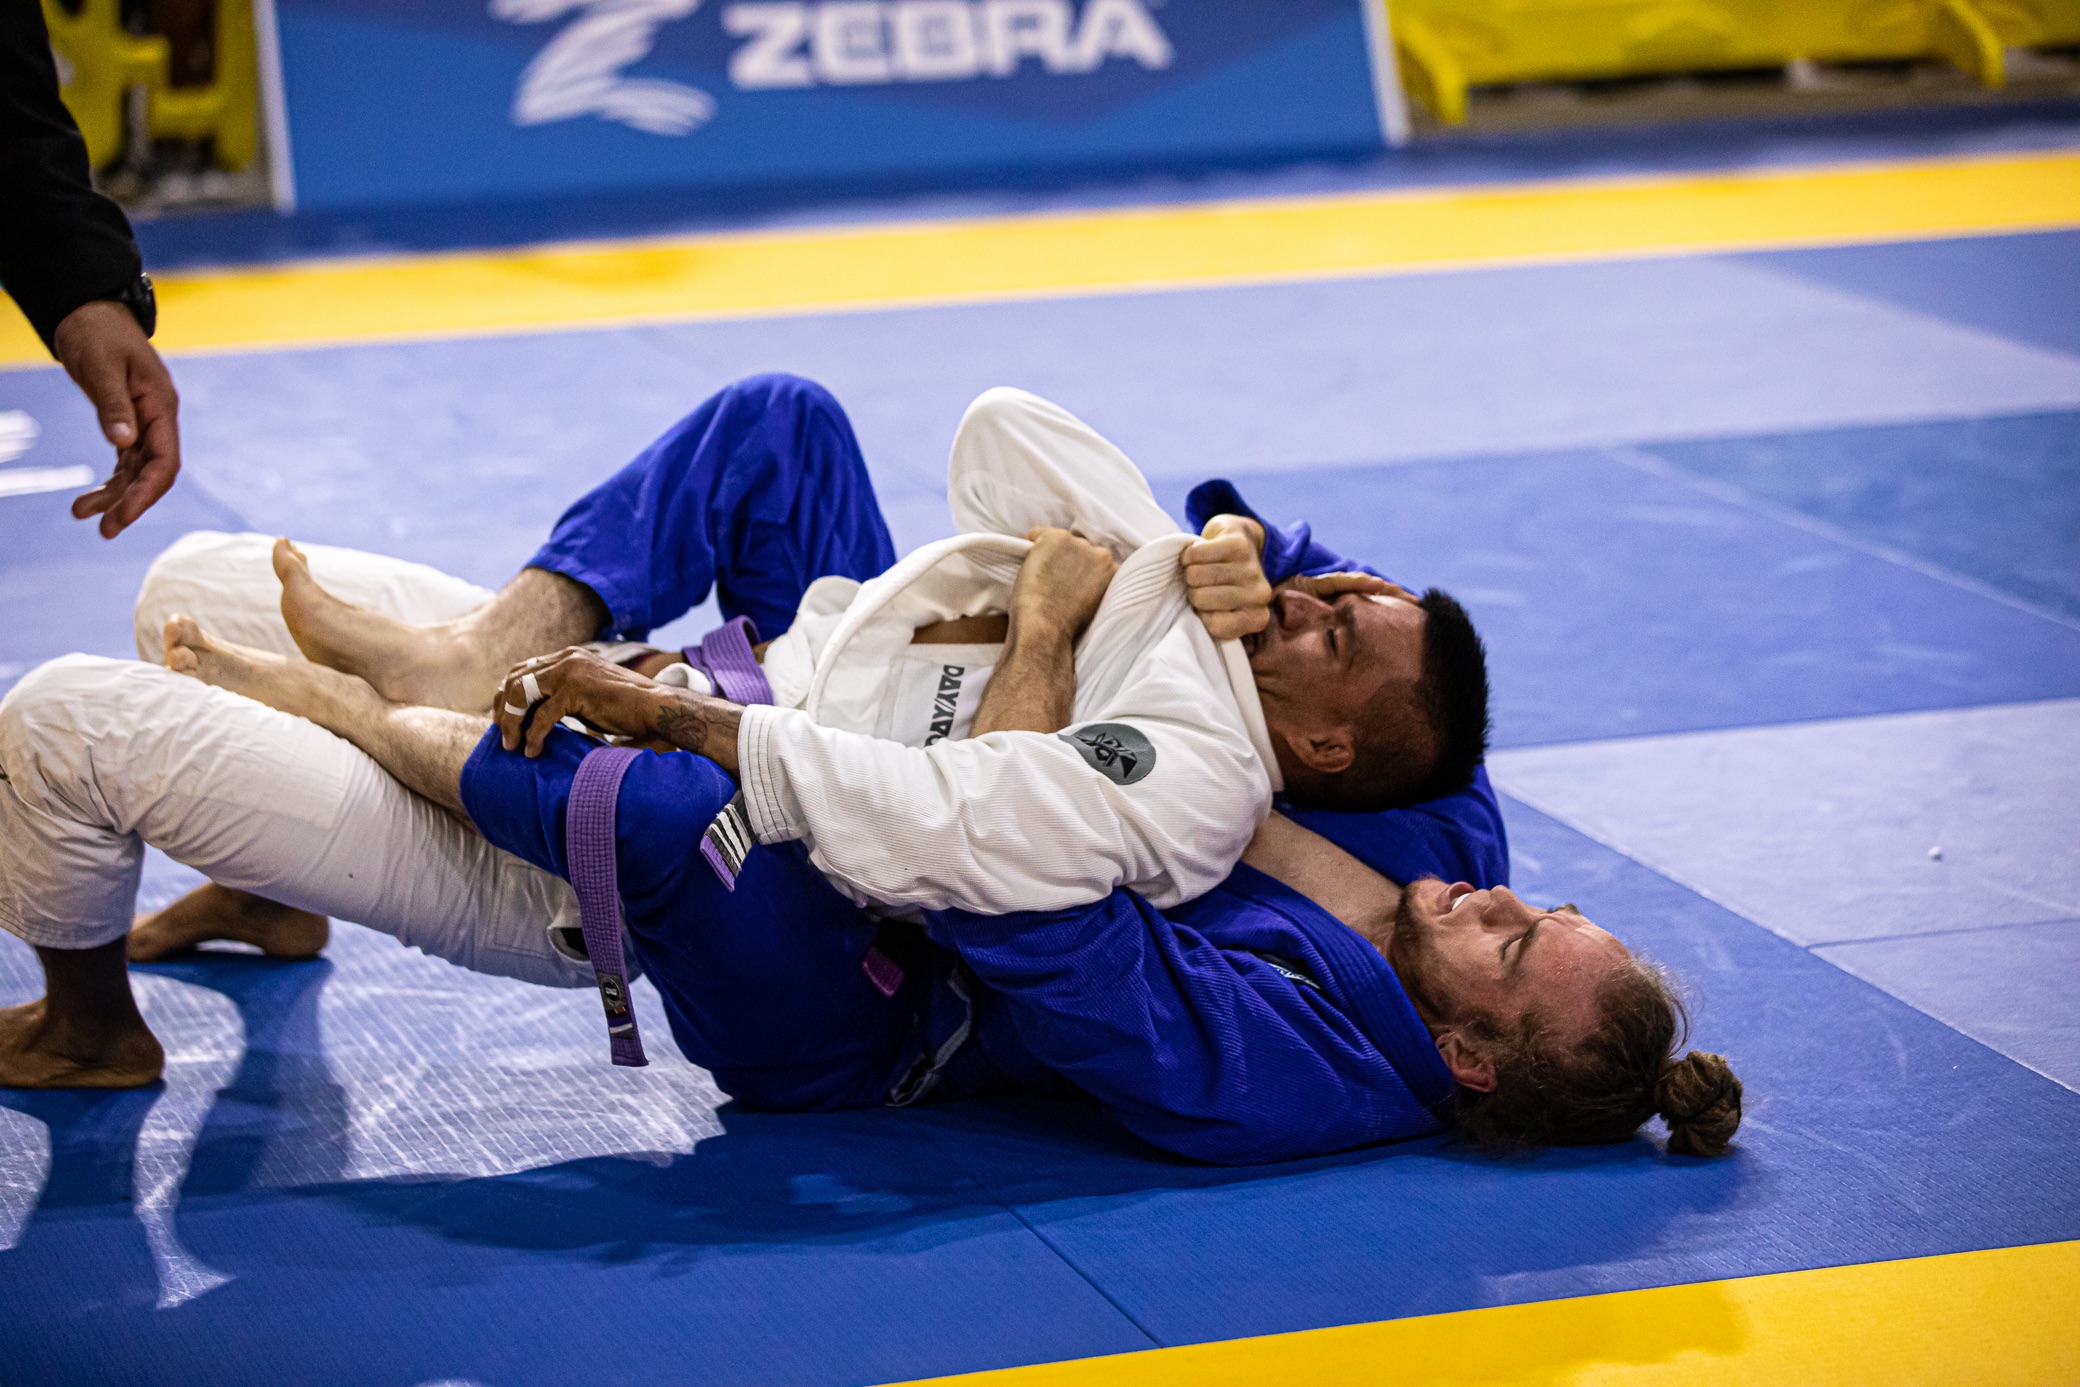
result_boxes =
[0,376,1741,1160]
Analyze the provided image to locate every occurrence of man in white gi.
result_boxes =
[0,381,1507,1110]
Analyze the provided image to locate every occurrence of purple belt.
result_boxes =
[563,618,778,1065]
[566,745,648,1068]
[684,615,773,708]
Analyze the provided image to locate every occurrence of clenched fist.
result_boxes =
[1183,513,1413,640]
[1181,513,1274,641]
[1011,526,1120,642]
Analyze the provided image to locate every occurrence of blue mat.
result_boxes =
[3,213,2078,1385]
[6,799,2076,1385]
[1150,444,2080,748]
[1646,409,2080,623]
[1752,228,2080,359]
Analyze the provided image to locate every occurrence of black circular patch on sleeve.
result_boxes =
[1058,723,1157,786]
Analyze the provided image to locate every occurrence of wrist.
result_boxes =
[53,277,156,358]
[1007,609,1080,651]
[52,300,130,359]
[651,688,744,770]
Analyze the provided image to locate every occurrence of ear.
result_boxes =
[1436,1031,1496,1093]
[1282,724,1355,776]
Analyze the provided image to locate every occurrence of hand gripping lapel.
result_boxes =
[566,745,649,1067]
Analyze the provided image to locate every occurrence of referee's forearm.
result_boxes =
[0,0,142,351]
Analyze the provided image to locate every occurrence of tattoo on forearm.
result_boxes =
[653,692,741,758]
[652,694,707,752]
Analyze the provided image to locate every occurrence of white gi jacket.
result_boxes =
[735,387,1281,916]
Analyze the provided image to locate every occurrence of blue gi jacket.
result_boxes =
[935,865,1458,1164]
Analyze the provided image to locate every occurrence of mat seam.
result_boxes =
[905,1118,1167,1353]
[1493,786,2080,1096]
[1604,442,2080,635]
[1810,914,2080,949]
[1488,693,2080,754]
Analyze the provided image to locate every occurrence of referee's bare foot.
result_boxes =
[0,998,163,1090]
[274,538,494,712]
[130,884,329,963]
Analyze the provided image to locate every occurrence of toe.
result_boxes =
[272,537,302,584]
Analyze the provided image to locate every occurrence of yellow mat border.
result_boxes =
[893,1239,2080,1386]
[4,148,2077,368]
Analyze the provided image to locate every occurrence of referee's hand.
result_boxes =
[53,300,181,539]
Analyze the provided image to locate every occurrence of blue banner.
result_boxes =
[274,0,1394,211]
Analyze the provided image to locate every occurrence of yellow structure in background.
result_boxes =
[1390,0,2080,123]
[41,0,164,168]
[42,0,259,171]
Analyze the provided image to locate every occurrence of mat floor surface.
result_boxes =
[2,110,2077,1386]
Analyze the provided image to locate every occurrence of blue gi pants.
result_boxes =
[526,372,898,641]
[463,374,940,1111]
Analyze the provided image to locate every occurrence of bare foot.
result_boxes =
[274,538,496,711]
[164,613,381,734]
[0,998,163,1089]
[130,884,329,963]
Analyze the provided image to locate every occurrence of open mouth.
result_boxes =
[1243,606,1281,658]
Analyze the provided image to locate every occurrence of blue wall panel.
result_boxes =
[276,0,1388,211]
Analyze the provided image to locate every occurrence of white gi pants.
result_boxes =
[0,532,591,988]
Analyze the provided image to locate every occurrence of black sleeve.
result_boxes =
[0,0,143,354]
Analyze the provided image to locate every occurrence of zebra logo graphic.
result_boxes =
[491,0,716,136]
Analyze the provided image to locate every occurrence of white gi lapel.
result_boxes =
[1219,638,1284,793]
[798,527,1283,794]
[1070,535,1190,709]
[805,533,1029,733]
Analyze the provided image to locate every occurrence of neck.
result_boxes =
[1240,814,1402,955]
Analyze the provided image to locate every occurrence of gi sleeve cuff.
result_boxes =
[736,703,806,844]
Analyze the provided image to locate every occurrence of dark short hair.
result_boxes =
[1455,959,1744,1157]
[1288,587,1491,812]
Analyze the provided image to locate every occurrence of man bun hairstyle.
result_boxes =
[1656,1050,1744,1158]
[1293,587,1491,813]
[1455,959,1743,1157]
